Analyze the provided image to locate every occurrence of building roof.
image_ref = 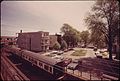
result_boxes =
[18,31,49,34]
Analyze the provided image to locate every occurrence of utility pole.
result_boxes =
[29,38,31,51]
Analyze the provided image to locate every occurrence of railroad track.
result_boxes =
[6,53,56,80]
[1,54,30,81]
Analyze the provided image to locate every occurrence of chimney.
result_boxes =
[20,30,22,33]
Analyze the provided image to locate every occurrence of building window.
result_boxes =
[44,65,49,71]
[34,60,37,65]
[32,59,37,65]
[41,46,44,50]
[42,33,44,37]
[47,46,49,50]
[7,38,9,40]
[44,33,46,36]
[10,38,12,41]
[45,40,47,43]
[39,62,43,67]
[41,40,43,42]
[49,67,52,73]
[29,57,31,61]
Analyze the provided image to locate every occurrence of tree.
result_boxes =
[89,26,107,48]
[53,42,61,50]
[90,33,106,48]
[61,40,68,50]
[55,33,62,45]
[80,30,90,47]
[85,0,119,60]
[60,23,80,47]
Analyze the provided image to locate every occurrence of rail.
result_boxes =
[1,54,30,81]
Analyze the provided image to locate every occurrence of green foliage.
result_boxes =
[53,42,61,50]
[60,23,81,47]
[85,0,119,60]
[80,30,90,47]
[71,50,87,56]
[61,40,68,50]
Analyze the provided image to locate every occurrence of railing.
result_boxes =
[64,64,119,80]
[80,58,120,77]
[64,58,119,80]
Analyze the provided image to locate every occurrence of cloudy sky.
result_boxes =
[1,1,95,36]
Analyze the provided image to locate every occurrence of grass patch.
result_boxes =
[71,50,87,56]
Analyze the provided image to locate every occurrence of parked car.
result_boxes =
[64,49,68,52]
[68,48,74,51]
[95,51,102,58]
[63,58,72,66]
[57,51,64,55]
[67,59,79,70]
[72,59,79,63]
[81,44,86,48]
[67,63,78,70]
[93,47,97,51]
[51,51,58,54]
[53,55,64,60]
[99,49,107,53]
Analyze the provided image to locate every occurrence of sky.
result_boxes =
[1,1,95,36]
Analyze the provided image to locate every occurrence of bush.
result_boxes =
[61,40,68,50]
[53,42,61,50]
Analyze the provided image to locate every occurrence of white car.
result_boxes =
[95,51,102,57]
[100,49,107,53]
[67,62,78,70]
[57,51,64,55]
[51,51,58,54]
[52,55,64,60]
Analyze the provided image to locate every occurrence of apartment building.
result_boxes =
[17,31,49,52]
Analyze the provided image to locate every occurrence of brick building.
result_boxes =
[0,36,17,45]
[17,31,49,52]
